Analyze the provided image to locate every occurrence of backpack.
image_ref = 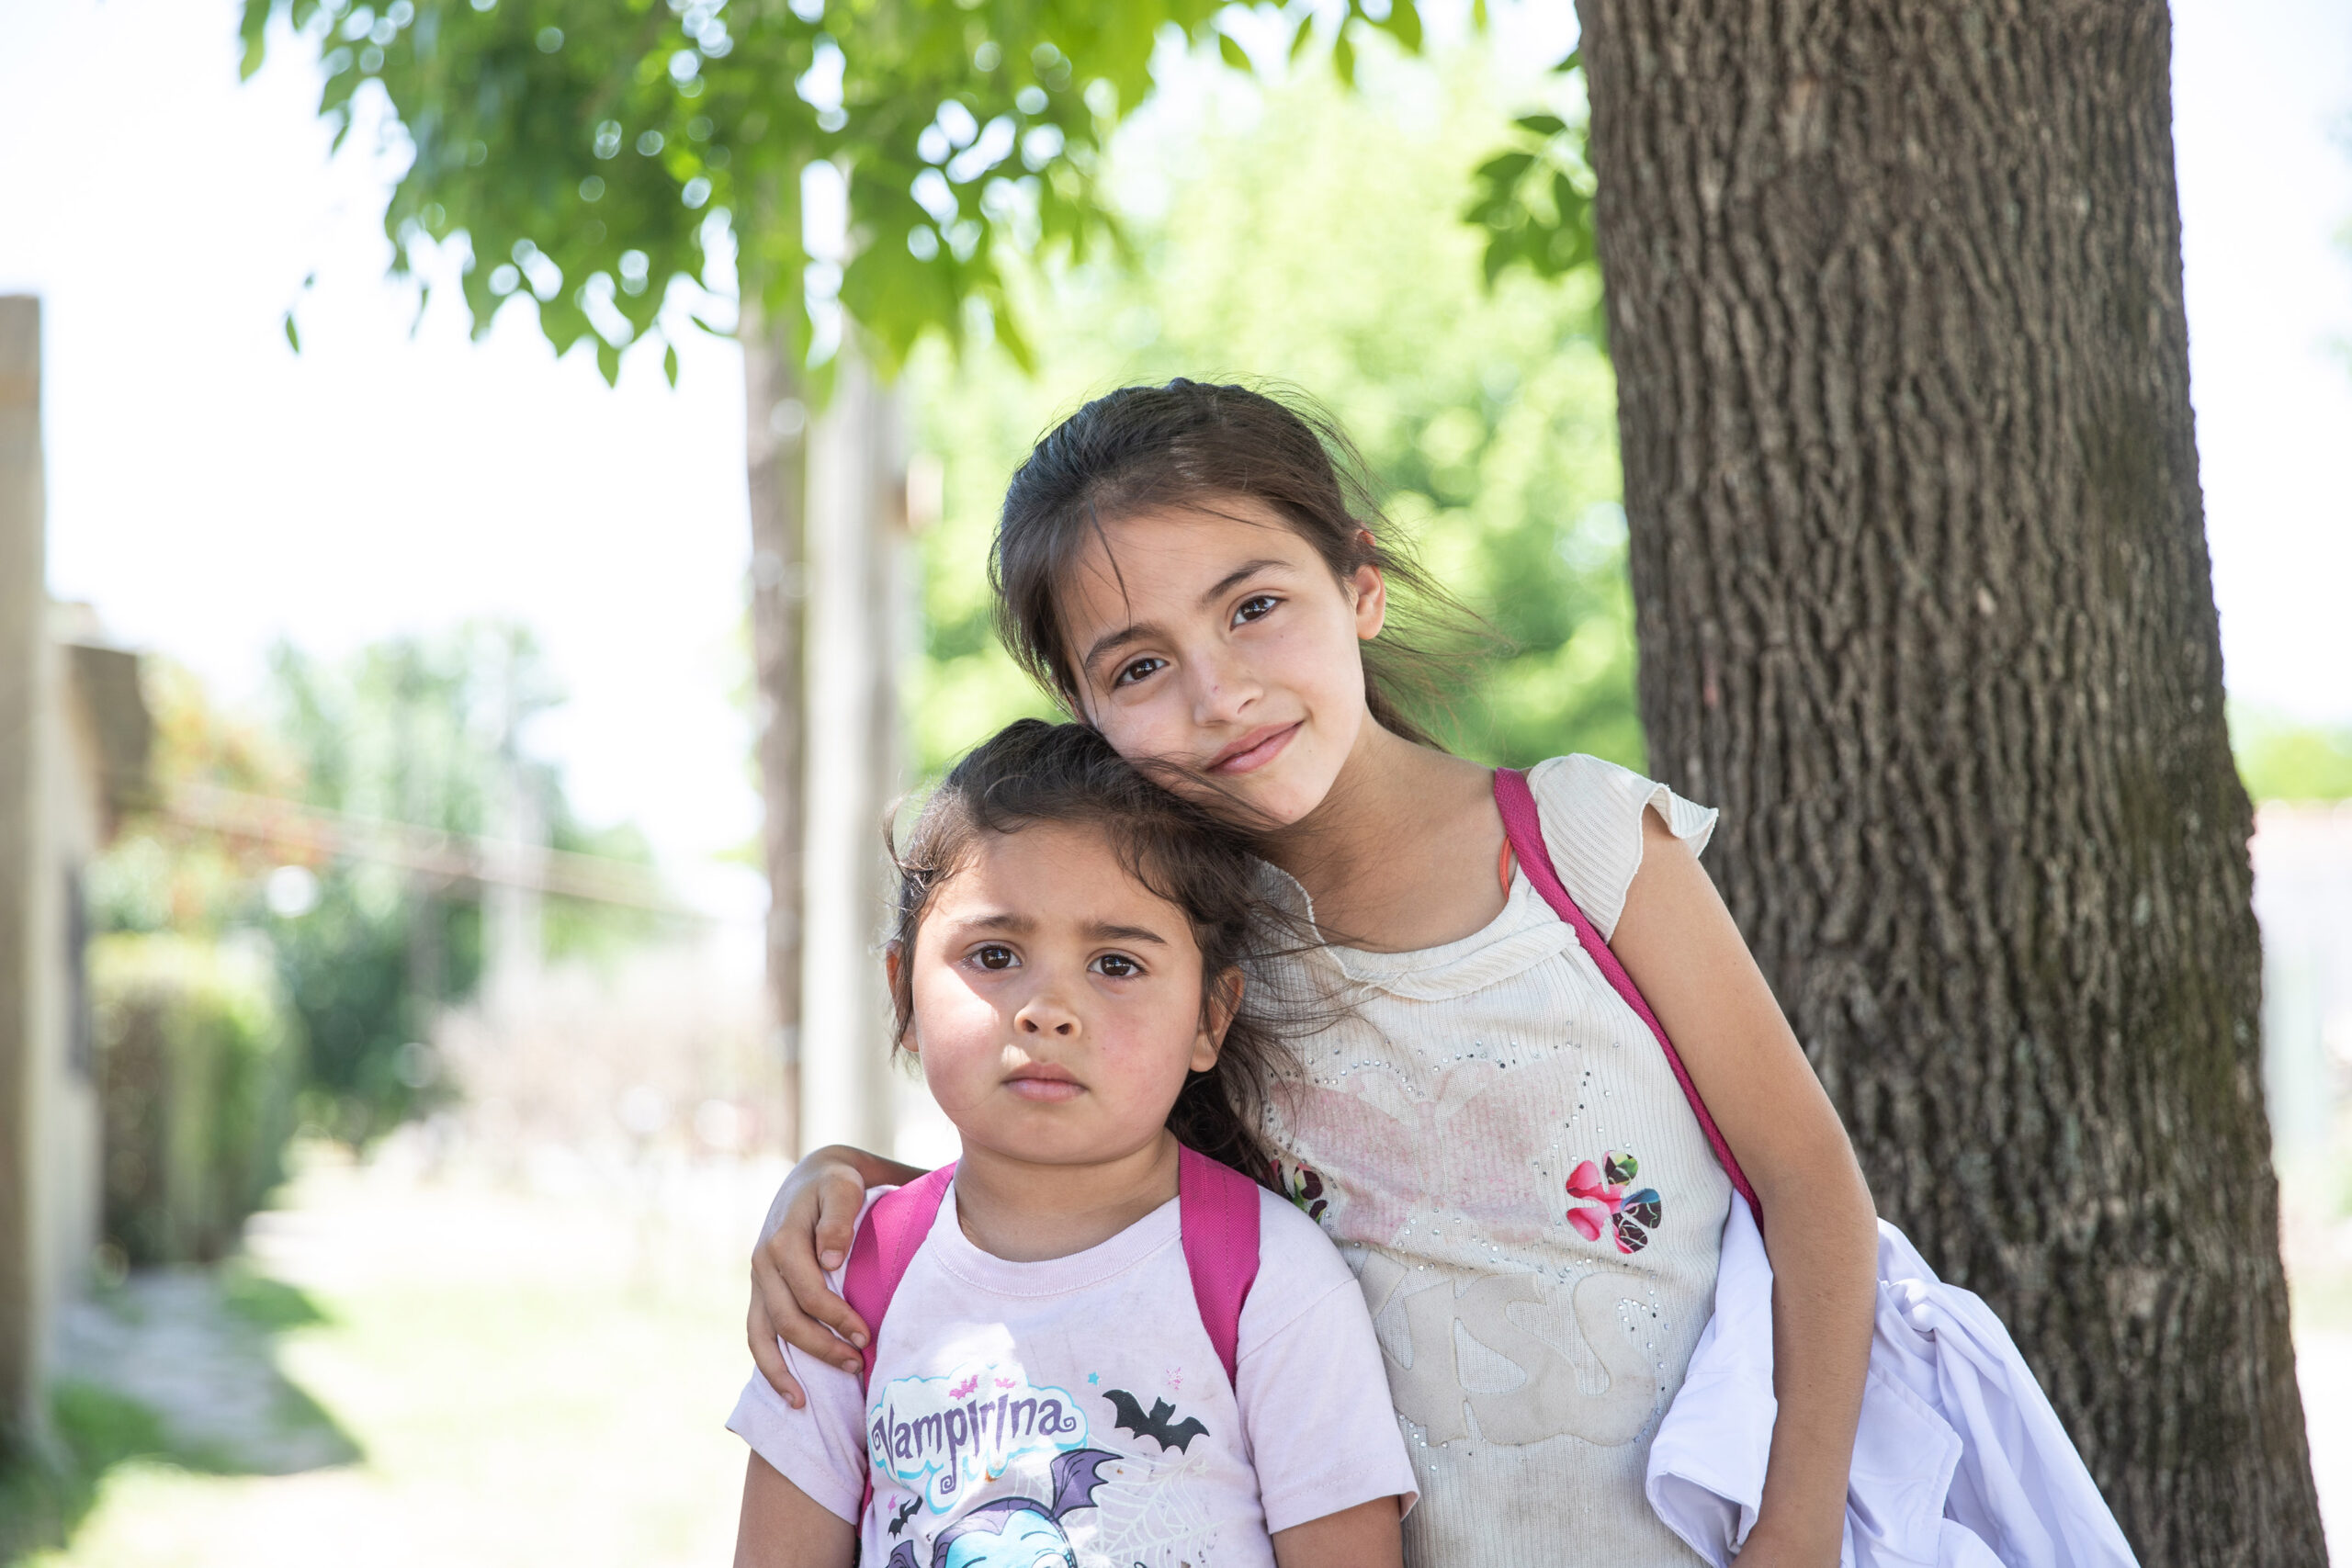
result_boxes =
[838,1141,1262,1527]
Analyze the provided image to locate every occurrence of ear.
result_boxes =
[1347,536,1388,641]
[884,940,916,1055]
[1192,967,1244,1074]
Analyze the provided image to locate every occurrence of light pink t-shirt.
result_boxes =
[729,1180,1418,1568]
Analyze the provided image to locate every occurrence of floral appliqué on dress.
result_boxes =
[1271,1158,1329,1223]
[1565,1150,1664,1254]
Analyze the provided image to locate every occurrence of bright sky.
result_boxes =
[1,0,2346,875]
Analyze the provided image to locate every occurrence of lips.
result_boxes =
[1004,1063,1084,1103]
[1205,720,1301,775]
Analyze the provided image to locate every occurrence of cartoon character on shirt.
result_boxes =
[883,1448,1120,1568]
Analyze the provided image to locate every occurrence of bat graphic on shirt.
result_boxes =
[1102,1390,1209,1452]
[886,1495,920,1537]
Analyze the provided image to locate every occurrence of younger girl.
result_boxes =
[750,382,1881,1568]
[729,718,1417,1568]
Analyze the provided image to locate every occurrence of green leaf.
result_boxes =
[282,311,300,353]
[1476,150,1537,187]
[1515,113,1567,139]
[1217,31,1249,71]
[235,0,267,80]
[1385,0,1424,53]
[1555,45,1583,74]
[596,340,621,387]
[1553,170,1585,222]
[1332,28,1356,88]
[1288,17,1315,64]
[662,343,680,387]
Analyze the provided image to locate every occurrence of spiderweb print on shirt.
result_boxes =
[1083,1446,1222,1568]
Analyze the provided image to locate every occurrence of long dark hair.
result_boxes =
[887,719,1313,1182]
[991,378,1487,750]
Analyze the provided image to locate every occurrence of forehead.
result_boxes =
[927,821,1188,923]
[1058,498,1330,636]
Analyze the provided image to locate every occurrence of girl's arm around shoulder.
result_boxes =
[1611,807,1877,1567]
[731,1205,880,1568]
[750,1144,927,1403]
[1237,1191,1414,1568]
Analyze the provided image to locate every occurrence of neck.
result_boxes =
[1260,719,1483,925]
[950,1130,1182,1263]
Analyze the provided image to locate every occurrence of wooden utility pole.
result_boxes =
[797,347,903,1159]
[1577,2,2324,1557]
[742,302,809,1155]
[0,296,47,1449]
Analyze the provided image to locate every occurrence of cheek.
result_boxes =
[1098,995,1209,1096]
[1283,605,1368,694]
[908,971,1003,1068]
[1088,695,1186,764]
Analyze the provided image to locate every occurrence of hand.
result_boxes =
[747,1145,909,1406]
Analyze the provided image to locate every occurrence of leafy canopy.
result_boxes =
[237,0,1439,383]
[909,43,1638,778]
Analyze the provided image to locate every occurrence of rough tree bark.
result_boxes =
[742,304,808,1153]
[1576,1,2325,1561]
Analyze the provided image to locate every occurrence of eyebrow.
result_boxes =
[1077,558,1292,678]
[1081,920,1170,947]
[946,911,1170,947]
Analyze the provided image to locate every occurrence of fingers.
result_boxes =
[812,1167,865,1274]
[747,1288,807,1410]
[753,1235,861,1378]
[768,1237,869,1371]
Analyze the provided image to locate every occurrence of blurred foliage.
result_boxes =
[1461,51,1594,286]
[91,935,300,1267]
[907,41,1639,777]
[91,625,656,1148]
[237,0,1442,381]
[2233,705,2352,803]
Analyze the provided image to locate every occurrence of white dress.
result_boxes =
[1254,754,1725,1567]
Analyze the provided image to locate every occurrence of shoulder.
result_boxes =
[1522,754,1718,942]
[1238,1187,1362,1344]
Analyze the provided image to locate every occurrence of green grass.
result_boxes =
[0,1383,177,1563]
[15,1148,770,1567]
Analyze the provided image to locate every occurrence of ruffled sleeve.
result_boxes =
[1523,754,1718,942]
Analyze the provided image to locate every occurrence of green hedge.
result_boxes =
[91,935,300,1265]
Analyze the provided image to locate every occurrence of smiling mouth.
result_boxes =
[1206,721,1301,775]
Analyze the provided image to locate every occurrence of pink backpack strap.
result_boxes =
[842,1162,956,1393]
[1493,768,1764,1225]
[1177,1144,1261,1389]
[840,1161,956,1526]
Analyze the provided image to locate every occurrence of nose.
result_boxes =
[1187,643,1261,729]
[1013,987,1080,1038]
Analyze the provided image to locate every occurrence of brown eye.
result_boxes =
[1114,656,1167,687]
[1091,953,1144,979]
[1233,594,1279,624]
[974,944,1018,970]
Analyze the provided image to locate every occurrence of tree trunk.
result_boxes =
[1576,2,2325,1560]
[742,304,808,1155]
